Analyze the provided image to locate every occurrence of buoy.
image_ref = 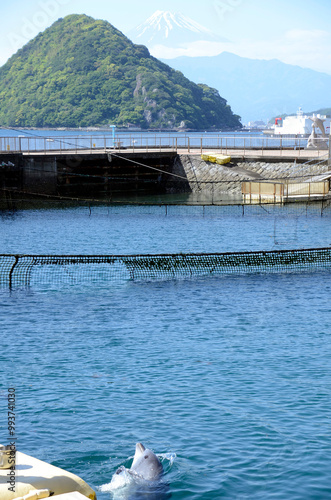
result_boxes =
[201,153,231,165]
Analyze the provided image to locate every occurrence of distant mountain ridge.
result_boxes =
[0,15,241,130]
[162,52,331,123]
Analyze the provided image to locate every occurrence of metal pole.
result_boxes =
[329,132,331,168]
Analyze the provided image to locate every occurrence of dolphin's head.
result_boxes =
[130,443,163,481]
[131,442,146,468]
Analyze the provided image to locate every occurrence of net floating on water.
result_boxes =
[1,248,331,288]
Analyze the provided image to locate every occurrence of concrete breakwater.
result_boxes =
[172,155,330,197]
[0,150,329,201]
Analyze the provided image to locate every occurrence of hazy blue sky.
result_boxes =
[1,0,331,74]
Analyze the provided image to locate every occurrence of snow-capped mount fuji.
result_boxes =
[128,10,227,47]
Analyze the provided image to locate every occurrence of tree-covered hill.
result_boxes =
[0,14,242,130]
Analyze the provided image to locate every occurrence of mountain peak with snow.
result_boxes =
[128,10,228,47]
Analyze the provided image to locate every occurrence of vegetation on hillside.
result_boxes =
[305,108,331,117]
[0,14,242,130]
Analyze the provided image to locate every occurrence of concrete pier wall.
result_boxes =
[1,152,178,199]
[23,156,57,194]
[1,151,329,200]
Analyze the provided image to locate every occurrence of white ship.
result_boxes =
[265,108,331,137]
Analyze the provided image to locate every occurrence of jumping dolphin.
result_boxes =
[129,443,163,480]
[102,443,166,498]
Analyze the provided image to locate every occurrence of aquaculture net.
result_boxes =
[1,248,331,288]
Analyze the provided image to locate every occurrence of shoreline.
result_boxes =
[0,126,244,134]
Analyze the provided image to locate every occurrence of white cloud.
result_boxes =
[150,40,234,59]
[284,29,328,42]
[152,29,331,75]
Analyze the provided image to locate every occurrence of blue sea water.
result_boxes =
[1,204,331,499]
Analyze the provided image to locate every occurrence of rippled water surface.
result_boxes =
[1,204,331,499]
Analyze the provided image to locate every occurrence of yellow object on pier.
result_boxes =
[201,153,231,165]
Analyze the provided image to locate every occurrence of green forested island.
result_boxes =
[0,14,242,130]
